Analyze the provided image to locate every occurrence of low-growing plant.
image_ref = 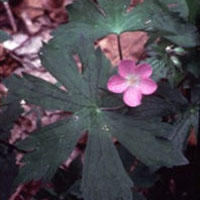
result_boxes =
[1,0,200,199]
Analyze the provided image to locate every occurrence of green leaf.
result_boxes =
[105,112,188,167]
[130,163,158,188]
[163,0,189,18]
[4,73,88,112]
[156,82,188,106]
[67,0,143,34]
[49,0,144,54]
[185,50,200,78]
[186,0,200,23]
[132,192,147,200]
[0,145,18,200]
[82,124,133,200]
[133,0,199,47]
[40,36,111,104]
[129,96,175,120]
[15,109,89,184]
[117,145,136,172]
[70,36,111,101]
[41,43,91,101]
[0,102,23,139]
[170,112,198,150]
[52,0,199,49]
[0,30,10,42]
[146,54,185,87]
[0,101,21,199]
[145,57,169,82]
[187,61,200,78]
[5,35,188,200]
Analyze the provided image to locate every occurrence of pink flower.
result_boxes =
[107,60,157,107]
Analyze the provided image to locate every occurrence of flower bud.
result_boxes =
[170,56,182,67]
[173,47,186,56]
[165,46,173,54]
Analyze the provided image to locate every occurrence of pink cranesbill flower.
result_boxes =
[107,60,157,107]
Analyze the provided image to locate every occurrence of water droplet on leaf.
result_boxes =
[73,115,79,121]
[102,124,110,132]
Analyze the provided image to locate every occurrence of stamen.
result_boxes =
[126,75,140,86]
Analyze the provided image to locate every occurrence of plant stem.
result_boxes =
[117,34,123,60]
[0,139,27,153]
[4,2,17,32]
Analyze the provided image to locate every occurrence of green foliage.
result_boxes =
[163,0,189,18]
[145,56,170,82]
[132,192,147,200]
[0,145,18,200]
[51,0,199,49]
[82,129,133,200]
[4,35,188,199]
[3,0,200,199]
[15,112,88,184]
[186,0,200,23]
[0,102,22,199]
[135,0,199,47]
[145,46,184,85]
[172,112,198,150]
[0,30,10,42]
[184,49,200,78]
[130,163,157,188]
[0,102,23,139]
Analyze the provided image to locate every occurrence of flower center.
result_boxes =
[126,75,140,86]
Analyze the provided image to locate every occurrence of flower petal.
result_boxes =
[134,63,153,78]
[123,87,142,107]
[118,60,136,78]
[107,75,128,93]
[139,78,157,95]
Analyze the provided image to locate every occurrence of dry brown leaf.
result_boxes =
[99,32,148,66]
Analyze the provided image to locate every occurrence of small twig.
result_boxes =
[0,139,27,153]
[4,2,17,32]
[10,52,38,68]
[117,34,123,60]
[0,103,11,107]
[92,1,106,17]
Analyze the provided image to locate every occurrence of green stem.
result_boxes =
[117,34,123,60]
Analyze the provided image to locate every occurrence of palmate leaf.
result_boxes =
[4,38,188,200]
[105,112,187,167]
[140,0,199,47]
[53,0,143,46]
[51,0,199,51]
[162,0,189,18]
[5,35,188,200]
